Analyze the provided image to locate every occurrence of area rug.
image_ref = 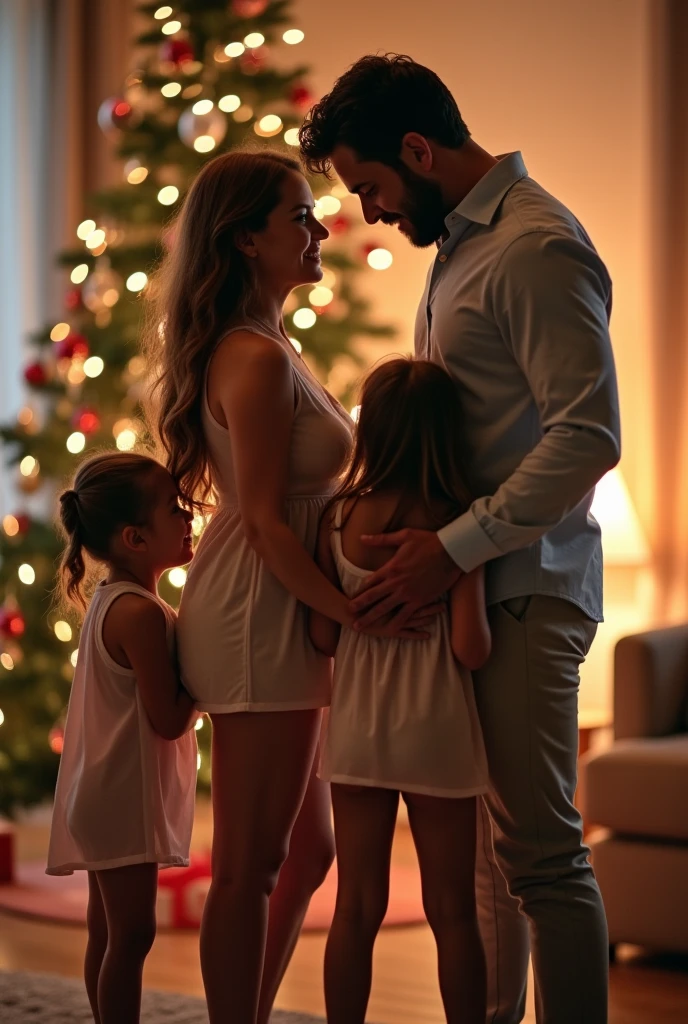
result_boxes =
[0,858,424,931]
[0,970,325,1023]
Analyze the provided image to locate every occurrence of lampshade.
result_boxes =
[590,468,651,565]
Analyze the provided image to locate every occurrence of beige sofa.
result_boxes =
[581,624,688,957]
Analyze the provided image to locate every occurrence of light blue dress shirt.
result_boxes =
[416,152,621,621]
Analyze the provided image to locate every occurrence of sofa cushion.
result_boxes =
[582,735,688,841]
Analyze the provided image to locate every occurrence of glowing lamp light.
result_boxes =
[350,405,361,422]
[0,709,4,726]
[244,32,265,48]
[157,185,179,206]
[317,196,341,217]
[590,468,651,565]
[289,337,302,353]
[284,128,300,146]
[309,286,334,307]
[218,94,241,113]
[224,42,245,58]
[70,649,79,667]
[18,563,35,585]
[154,5,173,17]
[83,356,104,378]
[71,264,89,284]
[18,406,34,427]
[67,431,86,454]
[102,288,119,308]
[292,307,317,330]
[76,219,96,240]
[233,104,253,123]
[116,428,137,452]
[192,98,214,115]
[331,183,350,199]
[127,165,149,184]
[367,247,394,270]
[50,323,70,342]
[194,717,204,731]
[191,515,205,536]
[255,114,282,137]
[20,456,38,476]
[283,29,305,45]
[161,19,182,35]
[161,82,182,97]
[67,362,86,385]
[197,751,202,771]
[168,567,187,588]
[85,229,106,250]
[3,515,19,537]
[0,654,14,671]
[126,272,148,292]
[54,621,73,642]
[194,135,216,153]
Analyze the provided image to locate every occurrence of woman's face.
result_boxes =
[246,170,329,294]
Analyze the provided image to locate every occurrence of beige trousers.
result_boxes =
[473,595,608,1024]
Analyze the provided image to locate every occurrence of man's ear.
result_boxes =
[400,132,434,173]
[235,229,258,258]
[120,525,147,553]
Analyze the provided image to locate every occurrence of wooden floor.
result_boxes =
[1,799,687,1023]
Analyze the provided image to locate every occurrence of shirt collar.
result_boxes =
[443,151,528,234]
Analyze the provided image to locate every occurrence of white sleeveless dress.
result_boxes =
[177,321,353,713]
[319,501,489,798]
[46,581,197,875]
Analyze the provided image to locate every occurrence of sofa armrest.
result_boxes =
[614,625,688,740]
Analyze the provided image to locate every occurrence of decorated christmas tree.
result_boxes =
[0,0,395,816]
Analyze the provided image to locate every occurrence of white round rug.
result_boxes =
[0,970,326,1023]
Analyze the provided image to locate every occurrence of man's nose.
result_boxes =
[360,197,381,225]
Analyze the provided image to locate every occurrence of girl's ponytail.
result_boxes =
[58,490,87,610]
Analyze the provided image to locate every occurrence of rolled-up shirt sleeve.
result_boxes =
[438,230,621,572]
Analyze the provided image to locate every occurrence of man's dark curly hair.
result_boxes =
[299,54,470,177]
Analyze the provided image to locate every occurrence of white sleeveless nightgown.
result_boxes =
[46,581,197,875]
[319,500,489,798]
[177,321,353,712]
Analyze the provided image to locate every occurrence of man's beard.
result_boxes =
[381,164,448,248]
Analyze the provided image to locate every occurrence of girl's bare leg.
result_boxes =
[95,862,158,1024]
[324,784,399,1024]
[201,709,321,1024]
[404,792,486,1024]
[85,872,108,1024]
[257,753,334,1024]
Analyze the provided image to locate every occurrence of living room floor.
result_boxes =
[1,798,687,1023]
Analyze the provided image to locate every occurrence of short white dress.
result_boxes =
[47,582,197,875]
[319,501,489,798]
[177,321,353,713]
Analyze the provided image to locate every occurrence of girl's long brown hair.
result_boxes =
[144,150,301,509]
[57,451,162,611]
[333,357,472,530]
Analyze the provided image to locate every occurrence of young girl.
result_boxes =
[309,357,491,1024]
[46,451,198,1024]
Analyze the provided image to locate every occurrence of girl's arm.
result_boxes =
[214,333,423,639]
[104,595,196,740]
[308,509,343,656]
[449,566,492,670]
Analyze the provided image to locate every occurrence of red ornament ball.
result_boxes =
[289,84,314,111]
[0,609,25,639]
[64,287,83,312]
[97,96,136,134]
[73,408,100,435]
[330,215,351,235]
[231,0,269,16]
[13,513,31,535]
[361,242,381,258]
[157,851,212,928]
[24,362,47,387]
[159,38,195,67]
[56,333,89,361]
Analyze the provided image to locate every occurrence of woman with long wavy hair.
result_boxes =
[145,151,423,1023]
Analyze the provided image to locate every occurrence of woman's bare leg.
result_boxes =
[404,792,486,1024]
[85,871,108,1024]
[201,709,321,1024]
[257,752,334,1024]
[324,784,399,1024]
[94,863,158,1024]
